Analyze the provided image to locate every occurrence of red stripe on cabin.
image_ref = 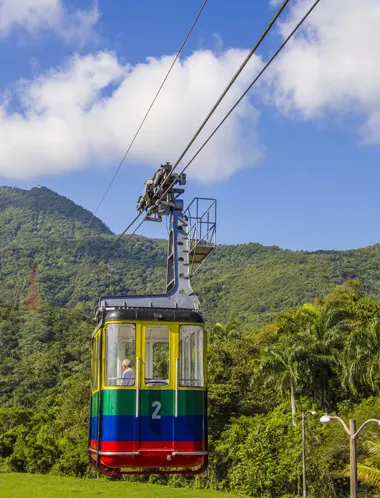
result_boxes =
[89,440,206,469]
[95,441,205,452]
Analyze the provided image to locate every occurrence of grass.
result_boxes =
[0,473,247,498]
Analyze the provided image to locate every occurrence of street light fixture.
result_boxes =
[302,410,317,498]
[320,414,380,498]
[320,414,331,424]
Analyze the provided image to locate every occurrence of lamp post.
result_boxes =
[302,410,316,498]
[320,415,380,498]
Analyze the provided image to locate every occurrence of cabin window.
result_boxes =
[105,323,136,386]
[145,326,169,386]
[91,335,99,391]
[180,326,204,387]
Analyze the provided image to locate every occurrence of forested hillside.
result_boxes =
[0,186,379,328]
[2,283,380,497]
[1,186,380,496]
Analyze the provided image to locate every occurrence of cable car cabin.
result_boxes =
[88,163,216,475]
[89,308,207,475]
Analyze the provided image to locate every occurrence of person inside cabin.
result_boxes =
[121,358,134,386]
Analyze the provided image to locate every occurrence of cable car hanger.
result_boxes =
[96,162,216,316]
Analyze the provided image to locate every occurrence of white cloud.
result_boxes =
[270,0,380,143]
[0,0,99,43]
[269,0,284,7]
[0,49,263,181]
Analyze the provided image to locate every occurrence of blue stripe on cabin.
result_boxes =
[90,415,205,442]
[90,417,98,441]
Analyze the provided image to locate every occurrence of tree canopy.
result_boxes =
[1,187,380,496]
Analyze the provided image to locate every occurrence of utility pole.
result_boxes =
[302,410,316,498]
[320,415,380,498]
[350,420,358,498]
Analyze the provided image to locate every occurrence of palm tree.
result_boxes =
[343,317,380,395]
[343,440,380,488]
[261,303,351,422]
[261,340,305,426]
[209,321,242,344]
[260,308,311,425]
[296,303,351,411]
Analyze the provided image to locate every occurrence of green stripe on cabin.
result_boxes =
[92,389,205,416]
[91,391,99,417]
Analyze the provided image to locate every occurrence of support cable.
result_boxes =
[84,0,209,232]
[74,0,321,280]
[151,0,322,212]
[71,0,208,262]
[93,0,294,263]
[64,215,145,303]
[112,217,146,259]
[166,0,291,176]
[93,212,144,266]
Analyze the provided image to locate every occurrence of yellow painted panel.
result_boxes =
[97,320,208,390]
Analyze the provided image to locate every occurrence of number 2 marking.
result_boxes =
[152,401,161,419]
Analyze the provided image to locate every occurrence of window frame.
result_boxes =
[144,325,170,387]
[91,334,100,392]
[179,325,204,388]
[104,323,136,388]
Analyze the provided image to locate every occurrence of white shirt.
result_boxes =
[122,368,134,386]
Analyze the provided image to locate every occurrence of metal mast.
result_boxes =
[96,163,216,314]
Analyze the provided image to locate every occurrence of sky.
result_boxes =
[0,0,380,251]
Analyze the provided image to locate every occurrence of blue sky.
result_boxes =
[1,0,379,251]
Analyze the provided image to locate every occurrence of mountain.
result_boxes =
[1,186,380,498]
[0,185,379,328]
[0,186,111,247]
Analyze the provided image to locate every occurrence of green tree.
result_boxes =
[296,303,351,411]
[344,440,380,488]
[343,317,380,396]
[208,321,243,343]
[261,342,303,425]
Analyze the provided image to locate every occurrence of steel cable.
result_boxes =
[76,0,322,285]
[151,0,322,212]
[83,0,209,234]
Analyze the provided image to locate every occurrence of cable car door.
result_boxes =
[140,324,176,456]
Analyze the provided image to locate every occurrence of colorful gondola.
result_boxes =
[89,163,216,475]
